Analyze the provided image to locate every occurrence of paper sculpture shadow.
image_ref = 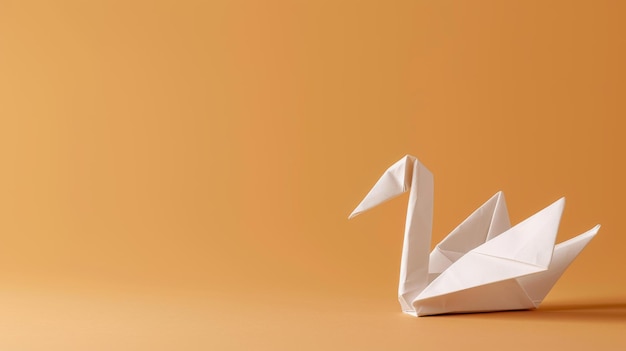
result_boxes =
[415,298,626,324]
[531,300,626,323]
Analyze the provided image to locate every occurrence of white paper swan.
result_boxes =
[349,155,600,316]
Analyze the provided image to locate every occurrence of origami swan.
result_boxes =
[349,155,600,316]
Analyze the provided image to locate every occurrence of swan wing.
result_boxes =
[429,191,511,274]
[416,198,565,305]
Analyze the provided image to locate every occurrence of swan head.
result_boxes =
[348,155,417,219]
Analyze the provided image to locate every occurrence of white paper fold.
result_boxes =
[349,155,599,316]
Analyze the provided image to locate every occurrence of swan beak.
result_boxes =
[348,155,416,219]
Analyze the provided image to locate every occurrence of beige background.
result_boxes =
[0,0,625,349]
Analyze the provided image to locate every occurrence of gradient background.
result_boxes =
[0,0,625,349]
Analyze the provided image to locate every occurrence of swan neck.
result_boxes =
[398,160,434,310]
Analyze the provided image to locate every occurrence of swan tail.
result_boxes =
[516,224,600,306]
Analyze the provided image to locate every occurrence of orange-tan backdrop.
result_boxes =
[0,1,624,350]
